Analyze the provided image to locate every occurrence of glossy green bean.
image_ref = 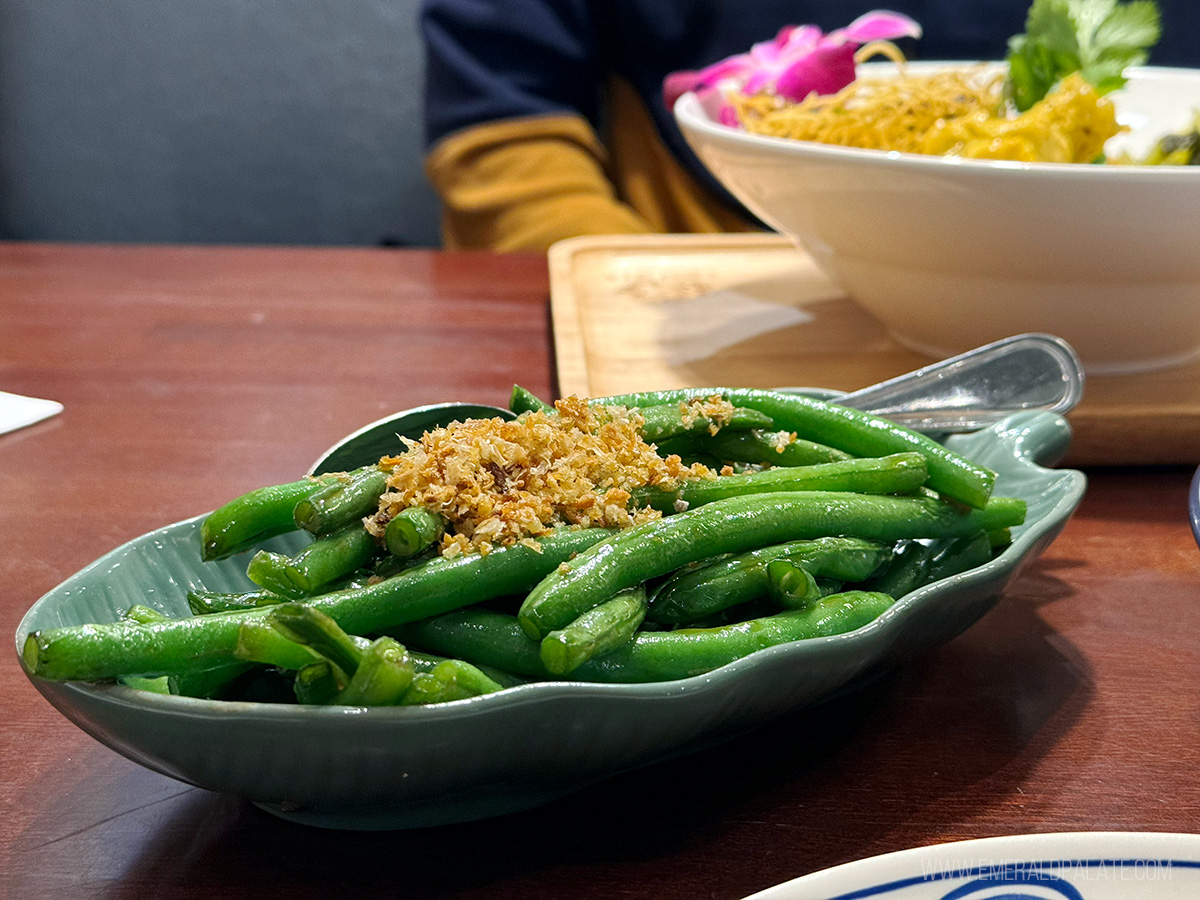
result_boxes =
[657,429,852,467]
[540,585,648,675]
[519,491,1024,639]
[264,603,363,676]
[765,559,821,609]
[234,618,325,670]
[335,637,415,706]
[403,591,895,683]
[406,649,528,688]
[925,531,995,583]
[384,508,445,558]
[187,588,284,615]
[295,661,341,705]
[284,523,378,593]
[631,452,927,514]
[636,402,774,443]
[862,531,994,598]
[293,466,389,536]
[509,384,554,414]
[592,388,995,509]
[245,550,305,599]
[200,476,339,561]
[121,605,168,626]
[648,536,890,624]
[24,526,615,681]
[400,659,503,705]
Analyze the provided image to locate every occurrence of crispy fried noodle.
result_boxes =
[732,46,1122,164]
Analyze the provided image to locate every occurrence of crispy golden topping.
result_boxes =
[368,397,714,558]
[679,395,738,435]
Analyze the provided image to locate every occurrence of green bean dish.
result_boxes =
[23,387,1028,707]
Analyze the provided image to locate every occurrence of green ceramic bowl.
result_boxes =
[16,408,1084,830]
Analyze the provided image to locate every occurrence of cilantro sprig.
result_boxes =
[1006,0,1161,111]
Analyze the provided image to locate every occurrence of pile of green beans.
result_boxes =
[22,386,1025,706]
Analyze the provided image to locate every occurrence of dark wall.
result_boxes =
[0,1,440,246]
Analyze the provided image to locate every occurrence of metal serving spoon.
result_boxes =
[310,332,1083,475]
[792,332,1084,433]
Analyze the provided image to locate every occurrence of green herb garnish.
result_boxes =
[1006,0,1161,111]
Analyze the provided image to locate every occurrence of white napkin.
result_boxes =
[0,390,63,436]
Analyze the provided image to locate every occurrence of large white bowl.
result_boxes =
[675,64,1200,374]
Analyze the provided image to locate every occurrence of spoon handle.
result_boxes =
[834,333,1085,433]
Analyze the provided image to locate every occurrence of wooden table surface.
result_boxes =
[2,242,1198,899]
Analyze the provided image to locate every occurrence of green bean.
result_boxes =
[264,603,365,677]
[658,429,852,467]
[200,475,340,561]
[988,527,1013,550]
[284,523,378,593]
[519,491,1024,639]
[636,402,774,443]
[25,526,615,682]
[648,536,889,624]
[234,619,325,670]
[765,559,821,609]
[187,588,284,615]
[862,531,994,598]
[592,388,995,509]
[119,674,171,693]
[295,661,341,705]
[860,539,940,599]
[510,384,554,414]
[122,605,168,626]
[631,452,927,514]
[400,659,503,705]
[335,637,414,706]
[384,508,445,558]
[118,607,259,697]
[246,550,306,599]
[406,648,529,688]
[540,585,648,675]
[399,608,552,677]
[403,592,894,683]
[293,466,389,536]
[589,591,896,681]
[245,525,378,599]
[925,531,995,583]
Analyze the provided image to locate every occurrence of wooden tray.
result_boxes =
[549,233,1200,466]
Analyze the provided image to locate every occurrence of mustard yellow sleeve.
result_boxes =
[424,114,656,252]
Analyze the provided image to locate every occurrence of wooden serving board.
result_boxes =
[548,233,1200,466]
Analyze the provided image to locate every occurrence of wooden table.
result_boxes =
[2,243,1197,899]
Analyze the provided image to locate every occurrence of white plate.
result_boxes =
[744,832,1200,899]
[0,390,62,436]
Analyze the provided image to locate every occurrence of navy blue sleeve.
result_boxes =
[421,0,604,147]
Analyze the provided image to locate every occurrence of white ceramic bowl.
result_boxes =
[675,64,1200,374]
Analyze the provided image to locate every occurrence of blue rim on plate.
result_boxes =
[16,408,1086,830]
[740,831,1200,899]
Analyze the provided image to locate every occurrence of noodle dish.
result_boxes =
[671,0,1200,373]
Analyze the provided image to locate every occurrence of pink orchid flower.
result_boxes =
[664,10,922,125]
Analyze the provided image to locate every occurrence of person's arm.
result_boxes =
[425,114,655,251]
[421,0,654,251]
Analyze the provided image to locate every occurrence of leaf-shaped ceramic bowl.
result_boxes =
[16,407,1084,830]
